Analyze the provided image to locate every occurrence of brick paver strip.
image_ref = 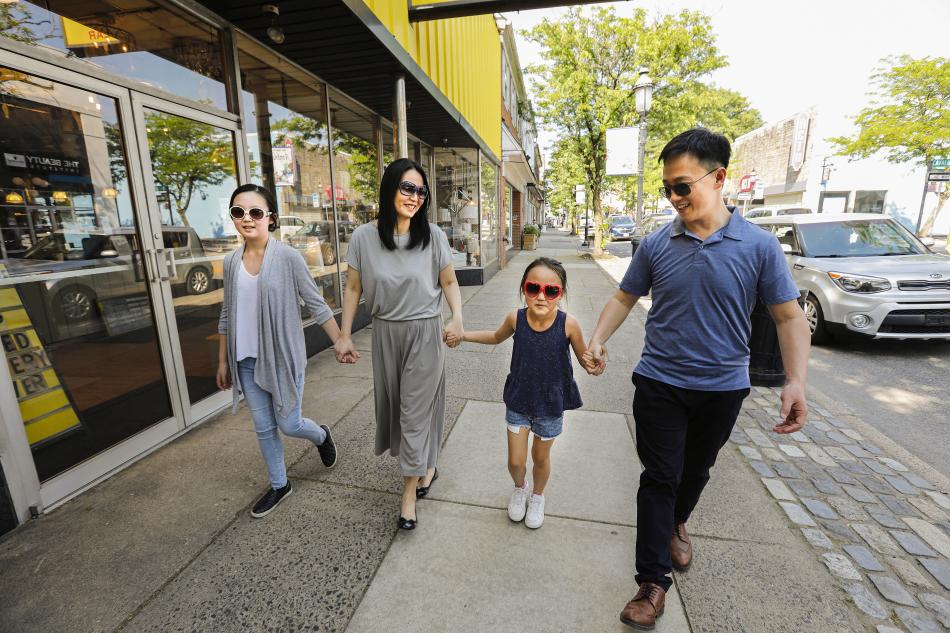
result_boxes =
[843,484,877,503]
[853,523,903,556]
[902,518,950,558]
[894,606,944,633]
[801,528,834,549]
[823,553,862,580]
[867,508,905,530]
[884,475,918,495]
[890,530,938,557]
[846,583,888,619]
[868,574,917,607]
[761,478,795,501]
[923,490,950,511]
[842,544,885,571]
[918,593,950,628]
[779,502,816,527]
[878,457,909,473]
[801,498,838,520]
[738,446,762,461]
[887,557,934,589]
[778,443,806,458]
[918,557,950,591]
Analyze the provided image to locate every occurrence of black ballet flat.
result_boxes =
[398,515,417,530]
[416,468,439,499]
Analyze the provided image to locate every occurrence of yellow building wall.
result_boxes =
[361,0,502,160]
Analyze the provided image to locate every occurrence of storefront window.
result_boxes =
[0,67,173,480]
[480,156,499,266]
[329,93,379,288]
[1,1,228,111]
[239,41,340,312]
[434,149,478,268]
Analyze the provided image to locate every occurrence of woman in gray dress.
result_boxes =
[334,158,464,530]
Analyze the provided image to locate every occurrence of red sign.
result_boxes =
[739,175,755,192]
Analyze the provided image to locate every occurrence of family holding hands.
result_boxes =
[218,128,811,631]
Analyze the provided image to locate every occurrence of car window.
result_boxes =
[778,208,811,215]
[797,220,926,257]
[772,225,801,253]
[746,209,766,218]
[163,231,188,249]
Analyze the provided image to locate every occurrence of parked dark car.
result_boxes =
[630,214,675,256]
[607,215,636,241]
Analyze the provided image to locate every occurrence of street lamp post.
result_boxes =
[633,68,654,227]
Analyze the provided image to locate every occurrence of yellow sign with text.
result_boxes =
[0,286,81,445]
[60,16,120,48]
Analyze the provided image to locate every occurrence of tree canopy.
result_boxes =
[528,6,762,251]
[830,55,950,234]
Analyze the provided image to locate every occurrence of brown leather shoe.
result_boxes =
[670,522,692,571]
[620,582,666,630]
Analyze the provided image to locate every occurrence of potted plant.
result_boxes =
[522,224,540,250]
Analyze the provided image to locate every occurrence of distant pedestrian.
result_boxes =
[584,128,811,630]
[217,184,350,519]
[447,257,586,529]
[334,158,464,531]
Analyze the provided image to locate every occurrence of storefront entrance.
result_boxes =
[0,52,238,510]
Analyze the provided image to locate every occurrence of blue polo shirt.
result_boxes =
[620,207,799,391]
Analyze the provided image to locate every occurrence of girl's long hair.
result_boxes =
[377,158,431,251]
[229,183,279,233]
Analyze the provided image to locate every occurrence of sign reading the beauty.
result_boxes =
[4,152,82,174]
[605,127,640,176]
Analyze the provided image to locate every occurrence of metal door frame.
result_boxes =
[129,92,248,425]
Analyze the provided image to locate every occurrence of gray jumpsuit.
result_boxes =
[346,222,451,476]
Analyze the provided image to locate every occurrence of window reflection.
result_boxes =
[329,94,379,288]
[1,1,228,111]
[480,157,499,266]
[240,41,341,312]
[434,149,479,268]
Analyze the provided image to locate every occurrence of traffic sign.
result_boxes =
[737,192,752,200]
[932,158,950,169]
[928,172,950,181]
[739,175,754,192]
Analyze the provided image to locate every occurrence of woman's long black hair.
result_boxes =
[229,183,280,233]
[377,158,431,251]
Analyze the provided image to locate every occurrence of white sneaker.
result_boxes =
[525,494,545,529]
[508,484,529,522]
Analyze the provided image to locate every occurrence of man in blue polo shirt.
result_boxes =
[585,128,811,630]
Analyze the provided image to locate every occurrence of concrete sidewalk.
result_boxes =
[0,229,945,632]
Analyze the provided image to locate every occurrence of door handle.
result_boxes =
[153,249,171,281]
[164,249,177,280]
[144,249,158,282]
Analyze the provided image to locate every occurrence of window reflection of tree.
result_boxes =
[144,110,234,228]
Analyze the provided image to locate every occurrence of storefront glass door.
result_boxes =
[131,96,240,419]
[0,63,178,484]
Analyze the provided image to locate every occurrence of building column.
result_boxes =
[393,74,408,159]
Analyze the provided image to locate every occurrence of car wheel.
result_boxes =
[56,286,97,322]
[803,294,831,344]
[186,267,211,295]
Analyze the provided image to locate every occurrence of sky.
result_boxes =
[501,0,950,161]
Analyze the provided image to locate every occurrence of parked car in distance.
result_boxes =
[607,215,636,241]
[744,206,813,219]
[630,214,675,255]
[750,213,950,343]
[278,215,307,242]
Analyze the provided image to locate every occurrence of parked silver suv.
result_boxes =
[751,214,950,342]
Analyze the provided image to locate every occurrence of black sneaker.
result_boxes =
[250,481,292,518]
[317,424,338,468]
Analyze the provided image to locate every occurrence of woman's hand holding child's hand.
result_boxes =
[443,318,464,348]
[334,337,360,364]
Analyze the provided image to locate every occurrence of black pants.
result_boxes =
[632,372,750,591]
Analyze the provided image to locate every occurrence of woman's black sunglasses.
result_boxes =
[230,205,272,221]
[398,181,429,199]
[659,168,719,199]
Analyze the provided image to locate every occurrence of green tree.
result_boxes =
[145,111,234,227]
[830,55,950,235]
[527,7,762,252]
[545,138,587,235]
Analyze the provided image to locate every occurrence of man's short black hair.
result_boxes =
[658,128,731,169]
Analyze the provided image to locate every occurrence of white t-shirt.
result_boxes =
[235,260,259,361]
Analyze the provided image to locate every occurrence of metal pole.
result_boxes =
[584,196,590,245]
[393,74,408,159]
[915,161,932,235]
[636,114,648,225]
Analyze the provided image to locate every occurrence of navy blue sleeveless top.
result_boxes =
[503,309,583,417]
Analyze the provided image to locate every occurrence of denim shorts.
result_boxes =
[505,409,563,440]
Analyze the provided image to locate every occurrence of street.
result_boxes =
[593,237,950,479]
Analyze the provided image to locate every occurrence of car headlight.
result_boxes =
[827,272,891,293]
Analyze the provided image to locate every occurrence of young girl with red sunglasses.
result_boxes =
[447,257,588,529]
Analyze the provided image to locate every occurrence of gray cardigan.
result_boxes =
[218,239,334,417]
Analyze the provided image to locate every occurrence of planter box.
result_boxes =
[522,234,538,250]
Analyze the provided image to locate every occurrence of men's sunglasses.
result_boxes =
[659,167,719,199]
[230,205,272,221]
[523,281,563,300]
[398,181,429,199]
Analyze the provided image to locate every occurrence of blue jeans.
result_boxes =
[505,408,563,440]
[237,357,326,489]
